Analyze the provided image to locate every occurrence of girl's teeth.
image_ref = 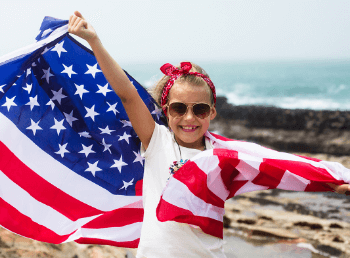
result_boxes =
[183,126,195,129]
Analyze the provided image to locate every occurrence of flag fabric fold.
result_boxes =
[156,132,350,239]
[0,16,164,248]
[1,15,350,249]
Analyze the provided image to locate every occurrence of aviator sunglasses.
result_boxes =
[165,102,212,119]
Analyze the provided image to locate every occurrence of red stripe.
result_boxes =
[75,237,140,248]
[82,208,144,228]
[0,141,103,221]
[173,161,225,208]
[210,132,235,142]
[0,197,73,244]
[157,199,223,239]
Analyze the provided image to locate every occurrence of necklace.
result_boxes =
[168,137,206,178]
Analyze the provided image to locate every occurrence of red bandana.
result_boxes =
[160,62,216,114]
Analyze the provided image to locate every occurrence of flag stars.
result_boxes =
[96,83,112,96]
[85,63,102,78]
[111,155,128,173]
[2,96,17,111]
[120,120,132,127]
[133,151,144,166]
[26,119,42,136]
[46,99,55,110]
[61,64,77,78]
[74,83,89,99]
[26,95,40,110]
[85,105,100,121]
[106,102,119,115]
[0,84,5,93]
[151,104,162,120]
[101,138,112,154]
[118,131,132,144]
[41,67,54,84]
[99,125,115,135]
[119,178,134,190]
[23,83,32,94]
[55,143,70,158]
[50,118,66,135]
[63,110,78,127]
[26,68,31,77]
[79,144,96,157]
[85,161,102,177]
[41,47,51,55]
[51,88,67,105]
[51,41,67,57]
[79,131,91,138]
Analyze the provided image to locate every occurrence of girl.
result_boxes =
[68,11,349,258]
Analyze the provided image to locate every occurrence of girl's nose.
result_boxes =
[183,107,196,121]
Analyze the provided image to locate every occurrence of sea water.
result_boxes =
[122,59,350,111]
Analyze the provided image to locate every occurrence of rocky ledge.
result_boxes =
[210,96,350,155]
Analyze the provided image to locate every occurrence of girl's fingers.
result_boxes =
[77,19,87,31]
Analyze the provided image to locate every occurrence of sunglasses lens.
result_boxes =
[193,104,211,118]
[169,103,187,117]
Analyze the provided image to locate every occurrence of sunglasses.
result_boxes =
[165,102,212,119]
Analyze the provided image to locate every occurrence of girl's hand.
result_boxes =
[327,183,350,195]
[68,11,97,43]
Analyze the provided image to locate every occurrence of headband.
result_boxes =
[160,62,216,114]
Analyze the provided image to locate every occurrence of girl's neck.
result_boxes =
[174,135,206,151]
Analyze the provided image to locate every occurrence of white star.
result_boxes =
[41,28,52,38]
[133,151,144,166]
[41,67,54,84]
[74,83,89,99]
[101,138,112,154]
[85,105,100,121]
[120,120,132,127]
[119,178,134,190]
[106,102,119,115]
[26,119,42,136]
[151,104,163,120]
[46,99,55,110]
[63,110,78,127]
[25,95,40,111]
[32,62,37,67]
[99,125,115,135]
[26,68,31,77]
[23,83,32,94]
[0,84,5,93]
[2,96,17,111]
[96,83,112,96]
[55,143,70,158]
[61,64,77,78]
[85,161,102,177]
[50,118,66,135]
[51,41,67,57]
[85,63,102,78]
[51,88,67,105]
[79,131,92,138]
[111,155,128,173]
[118,131,132,144]
[79,144,96,157]
[41,47,50,55]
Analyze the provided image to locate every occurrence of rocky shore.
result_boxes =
[210,96,350,155]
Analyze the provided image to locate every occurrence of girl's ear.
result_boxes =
[210,107,217,120]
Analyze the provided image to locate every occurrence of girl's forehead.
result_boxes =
[168,82,211,103]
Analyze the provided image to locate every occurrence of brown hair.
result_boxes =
[149,62,214,107]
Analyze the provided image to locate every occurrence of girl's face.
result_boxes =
[166,81,216,150]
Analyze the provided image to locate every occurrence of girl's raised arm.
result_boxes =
[68,11,155,149]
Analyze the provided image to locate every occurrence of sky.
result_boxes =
[0,0,349,65]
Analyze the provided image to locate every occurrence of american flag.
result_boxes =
[157,132,350,239]
[0,16,164,248]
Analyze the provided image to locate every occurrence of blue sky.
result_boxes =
[1,0,349,64]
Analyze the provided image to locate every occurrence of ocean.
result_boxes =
[122,59,350,111]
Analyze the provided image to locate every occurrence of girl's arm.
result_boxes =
[68,11,155,149]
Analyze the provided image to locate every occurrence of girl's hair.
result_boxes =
[150,62,214,106]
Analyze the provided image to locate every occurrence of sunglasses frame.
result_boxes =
[164,102,213,119]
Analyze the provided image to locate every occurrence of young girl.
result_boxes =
[68,11,349,258]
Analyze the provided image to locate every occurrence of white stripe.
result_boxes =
[162,178,224,221]
[65,222,142,243]
[233,181,269,196]
[0,171,100,235]
[277,170,309,191]
[0,25,68,64]
[0,113,141,211]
